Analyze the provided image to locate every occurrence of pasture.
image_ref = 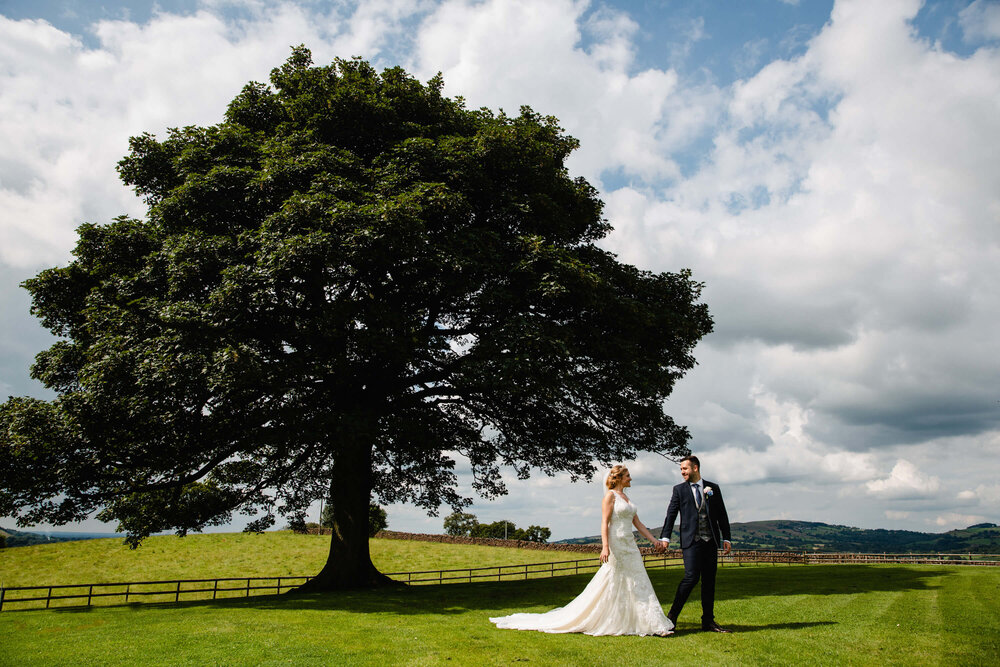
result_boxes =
[0,532,586,588]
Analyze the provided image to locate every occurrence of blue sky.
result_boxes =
[1,0,999,541]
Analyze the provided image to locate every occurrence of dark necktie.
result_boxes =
[693,483,702,507]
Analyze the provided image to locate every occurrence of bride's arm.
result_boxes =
[600,492,614,563]
[632,515,662,546]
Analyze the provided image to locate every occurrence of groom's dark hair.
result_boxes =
[681,455,700,469]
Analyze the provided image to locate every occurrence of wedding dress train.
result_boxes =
[489,492,673,636]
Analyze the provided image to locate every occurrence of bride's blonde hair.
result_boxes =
[605,465,628,489]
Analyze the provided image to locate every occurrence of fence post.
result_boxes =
[88,585,94,607]
[0,586,5,612]
[213,579,219,600]
[246,578,251,598]
[125,584,130,603]
[46,586,52,609]
[175,581,181,602]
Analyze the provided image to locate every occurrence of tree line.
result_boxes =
[443,511,551,542]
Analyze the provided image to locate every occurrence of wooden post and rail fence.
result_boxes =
[2,550,997,612]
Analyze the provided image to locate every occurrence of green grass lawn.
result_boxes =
[3,535,999,665]
[0,532,598,588]
[3,562,999,666]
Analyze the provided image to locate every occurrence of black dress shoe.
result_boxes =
[702,621,732,633]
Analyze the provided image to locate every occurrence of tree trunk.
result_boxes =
[296,437,399,591]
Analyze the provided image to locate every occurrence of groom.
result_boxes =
[659,455,732,633]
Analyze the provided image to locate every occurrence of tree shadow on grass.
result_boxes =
[36,573,641,616]
[36,575,589,616]
[40,564,953,617]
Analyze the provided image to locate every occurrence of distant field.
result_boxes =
[0,531,596,588]
[3,562,998,666]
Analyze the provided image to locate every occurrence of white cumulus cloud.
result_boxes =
[866,460,941,499]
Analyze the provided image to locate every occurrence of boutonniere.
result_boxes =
[704,486,714,497]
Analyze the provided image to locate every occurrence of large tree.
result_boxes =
[0,48,712,589]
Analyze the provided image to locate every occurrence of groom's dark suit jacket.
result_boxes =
[659,479,732,549]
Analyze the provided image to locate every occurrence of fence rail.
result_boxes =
[2,550,997,612]
[382,551,682,585]
[0,576,313,612]
[797,552,1000,566]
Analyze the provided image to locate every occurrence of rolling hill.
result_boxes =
[0,527,118,548]
[6,520,1000,553]
[555,520,1000,553]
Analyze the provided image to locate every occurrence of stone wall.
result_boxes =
[374,530,674,555]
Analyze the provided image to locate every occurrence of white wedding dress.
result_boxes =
[490,491,674,636]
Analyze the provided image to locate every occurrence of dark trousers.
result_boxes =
[668,539,718,624]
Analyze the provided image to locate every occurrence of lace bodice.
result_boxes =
[608,491,639,557]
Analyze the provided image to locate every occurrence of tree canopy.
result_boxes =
[0,48,712,589]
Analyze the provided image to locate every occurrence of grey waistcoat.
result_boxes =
[696,494,713,542]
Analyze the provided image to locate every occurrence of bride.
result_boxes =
[490,465,674,636]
